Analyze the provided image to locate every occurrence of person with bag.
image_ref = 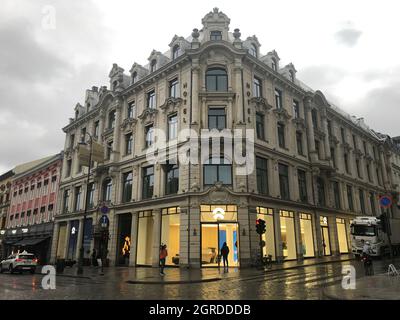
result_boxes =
[159,244,168,276]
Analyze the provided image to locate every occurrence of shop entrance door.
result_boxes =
[321,226,331,256]
[201,223,239,267]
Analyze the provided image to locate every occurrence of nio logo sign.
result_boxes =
[212,207,225,220]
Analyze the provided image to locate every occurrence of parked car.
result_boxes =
[0,251,38,274]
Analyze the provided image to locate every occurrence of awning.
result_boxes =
[2,239,20,245]
[13,237,50,246]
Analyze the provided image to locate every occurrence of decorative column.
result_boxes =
[129,211,138,267]
[178,206,189,267]
[294,212,303,261]
[273,208,283,262]
[151,209,162,267]
[304,95,317,162]
[313,212,323,257]
[234,59,244,125]
[191,63,200,127]
[75,217,84,261]
[50,222,60,263]
[62,220,71,259]
[243,204,257,267]
[112,98,123,162]
[328,216,340,256]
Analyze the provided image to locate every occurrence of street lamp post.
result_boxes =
[77,132,93,275]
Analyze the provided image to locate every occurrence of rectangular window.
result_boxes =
[353,135,357,149]
[169,78,179,98]
[168,114,178,140]
[366,163,372,182]
[256,157,268,195]
[253,77,262,97]
[106,140,113,160]
[341,127,346,143]
[122,172,133,203]
[165,163,179,195]
[344,153,350,174]
[359,189,366,214]
[369,192,376,215]
[311,110,318,129]
[125,133,133,155]
[275,88,282,109]
[87,182,95,209]
[296,131,303,155]
[208,108,226,130]
[315,140,320,159]
[297,169,307,203]
[142,166,154,199]
[332,181,340,209]
[74,186,81,211]
[145,124,154,148]
[93,121,99,138]
[330,147,336,168]
[278,163,290,200]
[293,100,300,119]
[256,113,265,140]
[277,123,285,148]
[147,90,156,109]
[127,101,135,119]
[347,185,354,211]
[66,159,72,177]
[356,159,361,178]
[161,207,181,266]
[63,190,70,213]
[210,30,222,40]
[69,134,75,148]
[136,211,154,265]
[80,127,86,142]
[317,177,325,206]
[108,110,116,129]
[327,119,332,137]
[363,141,367,155]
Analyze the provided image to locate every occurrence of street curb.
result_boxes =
[126,277,222,285]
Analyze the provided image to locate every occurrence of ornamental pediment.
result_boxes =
[314,128,326,139]
[292,117,306,130]
[248,97,272,113]
[138,108,158,124]
[160,97,183,114]
[329,135,339,145]
[120,118,137,130]
[273,108,291,122]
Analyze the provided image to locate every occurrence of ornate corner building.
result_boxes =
[51,8,400,268]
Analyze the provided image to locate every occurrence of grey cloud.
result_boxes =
[334,28,362,47]
[298,65,348,88]
[0,0,112,173]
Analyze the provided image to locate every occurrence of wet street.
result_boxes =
[0,259,395,300]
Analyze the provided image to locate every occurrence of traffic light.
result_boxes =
[256,219,266,235]
[379,214,387,233]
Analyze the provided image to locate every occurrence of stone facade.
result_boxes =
[52,8,400,268]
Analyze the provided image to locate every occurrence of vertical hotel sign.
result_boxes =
[78,141,105,167]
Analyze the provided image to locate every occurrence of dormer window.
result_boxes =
[289,70,295,82]
[112,80,118,91]
[210,30,222,41]
[172,45,180,60]
[150,60,157,73]
[271,58,277,71]
[249,44,257,58]
[132,72,137,84]
[75,110,79,119]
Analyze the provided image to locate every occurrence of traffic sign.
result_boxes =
[100,205,109,214]
[379,195,392,208]
[100,215,109,228]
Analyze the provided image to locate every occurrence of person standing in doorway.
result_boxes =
[159,244,168,276]
[220,242,230,272]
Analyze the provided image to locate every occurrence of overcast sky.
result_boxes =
[1,0,399,173]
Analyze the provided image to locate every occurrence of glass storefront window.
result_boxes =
[336,218,349,253]
[67,220,79,260]
[117,213,132,266]
[200,205,237,222]
[136,211,154,265]
[256,207,275,261]
[56,223,67,259]
[299,213,315,258]
[161,207,180,266]
[280,210,296,260]
[83,218,93,259]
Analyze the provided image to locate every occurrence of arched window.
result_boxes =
[102,178,112,202]
[150,60,157,73]
[206,68,228,92]
[311,109,318,129]
[132,72,137,84]
[75,110,79,119]
[172,45,180,60]
[271,58,277,71]
[249,44,257,58]
[113,80,118,91]
[203,156,232,186]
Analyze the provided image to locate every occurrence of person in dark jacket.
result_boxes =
[220,242,230,271]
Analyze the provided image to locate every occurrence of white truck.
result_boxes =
[351,216,400,257]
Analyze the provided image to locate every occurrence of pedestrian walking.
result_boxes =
[220,242,230,271]
[91,249,98,267]
[361,239,374,276]
[159,244,168,276]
